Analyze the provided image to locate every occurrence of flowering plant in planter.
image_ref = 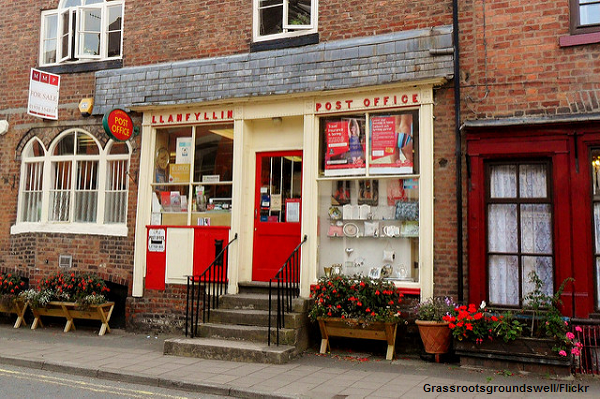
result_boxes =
[20,272,109,308]
[309,274,403,324]
[414,297,456,322]
[0,273,27,306]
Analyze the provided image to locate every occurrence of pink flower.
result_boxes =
[575,326,583,332]
[566,332,575,340]
[571,348,581,356]
[558,350,567,357]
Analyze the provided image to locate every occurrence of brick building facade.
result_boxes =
[1,0,461,332]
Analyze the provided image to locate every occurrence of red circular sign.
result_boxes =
[103,109,134,141]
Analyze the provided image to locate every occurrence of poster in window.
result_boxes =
[331,180,351,205]
[324,118,365,176]
[358,180,378,205]
[370,113,414,174]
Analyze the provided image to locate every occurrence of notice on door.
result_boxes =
[148,228,166,252]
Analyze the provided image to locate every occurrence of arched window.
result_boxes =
[40,0,123,66]
[14,129,131,236]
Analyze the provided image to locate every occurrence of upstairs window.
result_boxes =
[571,0,600,34]
[253,0,317,42]
[40,0,123,66]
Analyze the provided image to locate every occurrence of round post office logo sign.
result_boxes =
[103,108,134,141]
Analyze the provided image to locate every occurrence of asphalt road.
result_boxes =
[0,364,232,399]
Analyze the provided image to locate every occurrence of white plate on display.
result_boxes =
[343,223,359,237]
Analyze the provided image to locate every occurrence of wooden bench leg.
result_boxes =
[31,316,42,330]
[97,303,114,336]
[320,338,329,354]
[61,304,75,333]
[13,302,28,329]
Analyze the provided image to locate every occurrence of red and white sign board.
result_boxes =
[28,68,60,120]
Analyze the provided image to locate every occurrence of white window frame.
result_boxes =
[39,0,124,66]
[11,129,130,237]
[252,0,318,42]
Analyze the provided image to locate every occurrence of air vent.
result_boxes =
[59,254,73,269]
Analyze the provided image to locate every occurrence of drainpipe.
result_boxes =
[453,0,464,302]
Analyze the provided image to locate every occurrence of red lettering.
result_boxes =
[227,110,233,118]
[204,113,209,120]
[345,100,353,108]
[213,111,218,119]
[316,103,322,112]
[401,95,408,104]
[413,94,419,103]
[364,98,371,107]
[186,113,191,121]
[383,96,389,105]
[374,97,380,106]
[152,115,157,124]
[195,113,201,120]
[176,114,183,122]
[335,101,341,110]
[325,102,332,111]
[159,115,165,123]
[167,114,174,123]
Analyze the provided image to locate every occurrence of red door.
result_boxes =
[252,151,303,282]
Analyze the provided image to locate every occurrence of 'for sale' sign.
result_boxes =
[27,68,60,120]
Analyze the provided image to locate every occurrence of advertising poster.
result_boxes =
[27,68,60,120]
[369,113,414,174]
[324,118,365,176]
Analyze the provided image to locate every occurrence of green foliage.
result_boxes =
[414,297,456,322]
[309,274,403,324]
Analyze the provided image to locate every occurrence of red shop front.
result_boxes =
[466,121,600,318]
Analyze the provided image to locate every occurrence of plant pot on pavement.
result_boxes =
[415,320,451,361]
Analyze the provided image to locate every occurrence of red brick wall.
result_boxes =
[127,284,188,333]
[459,0,600,119]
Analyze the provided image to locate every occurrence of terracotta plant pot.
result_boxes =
[415,320,451,360]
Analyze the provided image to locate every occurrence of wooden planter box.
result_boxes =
[31,301,115,336]
[0,299,29,328]
[454,337,572,376]
[318,317,398,360]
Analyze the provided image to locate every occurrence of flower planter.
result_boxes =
[31,301,115,336]
[415,320,451,361]
[454,337,572,376]
[318,317,399,360]
[0,299,29,328]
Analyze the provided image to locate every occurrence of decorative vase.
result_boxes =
[415,320,451,362]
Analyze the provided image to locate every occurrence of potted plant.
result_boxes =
[309,274,404,360]
[414,297,455,360]
[0,272,28,328]
[20,271,114,335]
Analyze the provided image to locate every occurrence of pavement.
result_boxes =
[1,322,600,398]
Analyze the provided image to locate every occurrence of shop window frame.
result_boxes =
[252,0,318,43]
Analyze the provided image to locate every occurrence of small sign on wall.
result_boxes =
[148,228,166,252]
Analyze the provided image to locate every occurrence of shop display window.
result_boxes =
[151,124,234,226]
[318,177,420,282]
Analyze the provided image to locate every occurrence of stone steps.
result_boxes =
[163,281,312,363]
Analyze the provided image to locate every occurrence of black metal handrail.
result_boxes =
[268,234,307,346]
[185,233,238,338]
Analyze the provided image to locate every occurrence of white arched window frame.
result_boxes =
[39,0,124,66]
[12,129,130,237]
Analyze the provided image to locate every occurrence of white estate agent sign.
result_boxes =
[27,68,60,120]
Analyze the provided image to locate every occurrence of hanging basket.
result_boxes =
[415,320,452,354]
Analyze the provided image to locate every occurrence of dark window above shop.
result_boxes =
[253,0,317,46]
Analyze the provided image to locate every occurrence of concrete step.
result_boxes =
[219,293,310,313]
[164,337,297,364]
[209,308,305,328]
[196,322,298,345]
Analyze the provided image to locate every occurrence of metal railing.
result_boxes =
[572,322,600,374]
[185,233,238,338]
[268,235,307,346]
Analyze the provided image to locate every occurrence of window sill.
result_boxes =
[10,222,128,237]
[250,33,319,52]
[38,59,123,75]
[559,32,600,47]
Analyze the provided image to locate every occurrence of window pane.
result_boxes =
[21,163,44,222]
[106,5,122,57]
[50,161,72,221]
[522,256,553,300]
[595,203,600,254]
[581,3,600,26]
[61,11,71,60]
[43,14,58,64]
[288,0,311,26]
[520,204,552,254]
[519,164,547,198]
[488,255,519,306]
[109,142,129,155]
[487,204,518,253]
[105,159,127,223]
[79,8,101,56]
[259,0,284,35]
[74,160,98,222]
[76,132,99,155]
[24,140,45,158]
[54,133,75,155]
[490,165,517,198]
